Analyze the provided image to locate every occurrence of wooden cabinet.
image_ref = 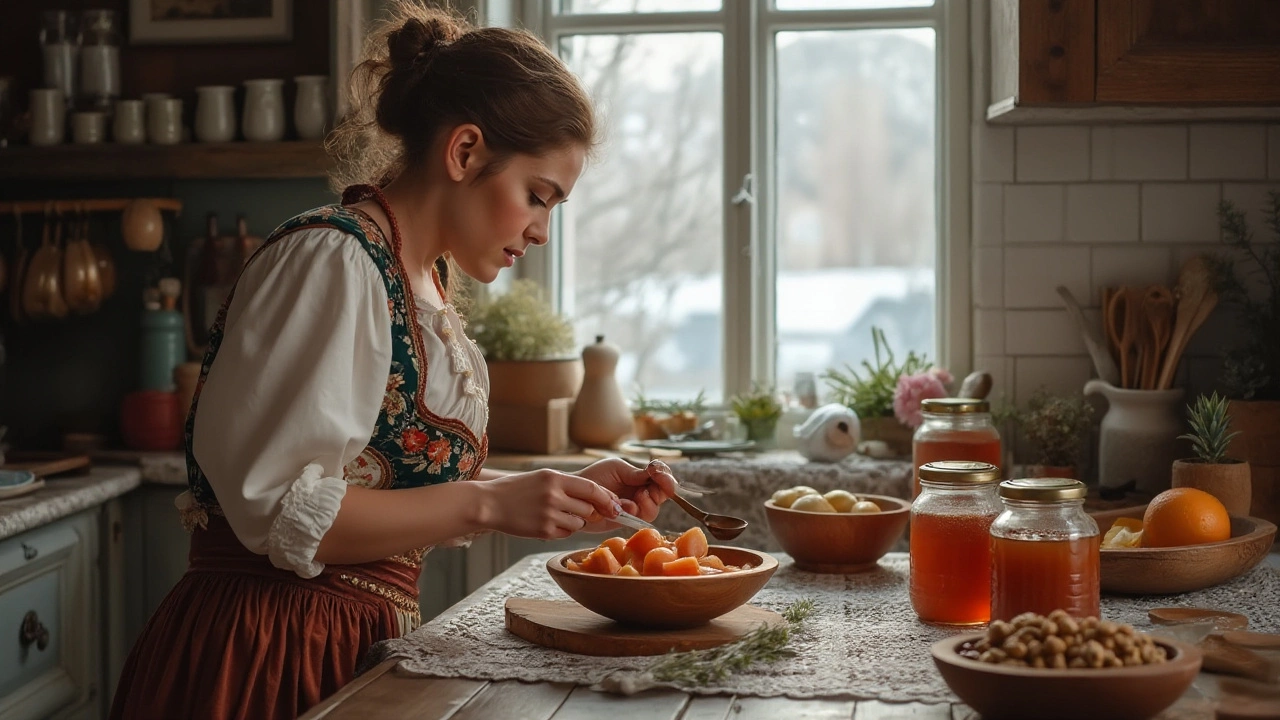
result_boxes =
[0,512,100,720]
[989,0,1280,122]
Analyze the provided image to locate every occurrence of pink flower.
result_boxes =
[927,366,953,387]
[893,370,950,429]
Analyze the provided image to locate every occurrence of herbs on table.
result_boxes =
[1177,392,1241,464]
[822,327,932,419]
[1214,191,1280,401]
[1012,390,1094,467]
[730,383,783,423]
[646,599,815,686]
[463,279,575,361]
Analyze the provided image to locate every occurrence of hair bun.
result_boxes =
[387,15,463,72]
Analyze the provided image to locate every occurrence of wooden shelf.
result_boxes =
[0,140,333,181]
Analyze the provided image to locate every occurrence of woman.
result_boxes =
[110,5,677,719]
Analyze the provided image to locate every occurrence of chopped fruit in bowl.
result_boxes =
[563,527,754,577]
[1101,517,1143,549]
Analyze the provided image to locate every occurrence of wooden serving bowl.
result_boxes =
[546,546,777,629]
[1094,511,1277,595]
[764,494,910,573]
[931,633,1202,720]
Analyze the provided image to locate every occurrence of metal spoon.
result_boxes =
[667,492,748,541]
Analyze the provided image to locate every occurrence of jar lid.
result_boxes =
[920,398,990,414]
[998,477,1088,501]
[918,460,1001,485]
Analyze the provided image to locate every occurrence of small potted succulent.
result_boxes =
[731,383,783,446]
[1173,392,1251,516]
[1016,390,1094,479]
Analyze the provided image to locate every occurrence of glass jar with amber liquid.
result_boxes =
[990,478,1100,622]
[911,398,1002,498]
[910,460,1003,626]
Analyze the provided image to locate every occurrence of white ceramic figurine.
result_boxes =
[793,403,860,463]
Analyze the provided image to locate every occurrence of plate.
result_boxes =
[0,469,36,488]
[630,439,756,455]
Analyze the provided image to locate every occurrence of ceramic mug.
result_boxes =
[28,88,65,146]
[195,85,235,143]
[148,97,182,145]
[71,110,105,144]
[113,99,144,144]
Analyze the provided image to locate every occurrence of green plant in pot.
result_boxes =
[731,383,782,446]
[1213,190,1280,524]
[822,326,932,455]
[1015,390,1093,479]
[1173,392,1251,517]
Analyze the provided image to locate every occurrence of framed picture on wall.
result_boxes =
[130,0,293,44]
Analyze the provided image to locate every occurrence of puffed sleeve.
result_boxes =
[188,227,392,578]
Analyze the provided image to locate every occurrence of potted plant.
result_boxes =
[1214,190,1280,524]
[629,390,707,441]
[822,326,939,456]
[731,383,782,446]
[465,279,580,404]
[1016,390,1094,479]
[630,389,668,441]
[1173,392,1251,516]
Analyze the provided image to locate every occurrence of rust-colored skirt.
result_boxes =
[109,516,421,720]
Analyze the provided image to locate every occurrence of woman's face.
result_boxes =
[443,138,586,283]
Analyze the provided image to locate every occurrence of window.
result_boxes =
[518,0,966,405]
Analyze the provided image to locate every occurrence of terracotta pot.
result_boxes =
[1171,458,1252,517]
[633,413,667,441]
[1025,465,1078,480]
[1227,399,1280,527]
[120,390,182,451]
[861,416,913,457]
[487,358,583,406]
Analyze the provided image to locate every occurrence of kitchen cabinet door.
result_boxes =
[1096,0,1280,103]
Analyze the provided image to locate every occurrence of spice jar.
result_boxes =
[990,478,1100,622]
[910,460,1003,626]
[912,398,1002,498]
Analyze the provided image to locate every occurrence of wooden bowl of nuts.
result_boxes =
[764,491,910,573]
[931,610,1202,720]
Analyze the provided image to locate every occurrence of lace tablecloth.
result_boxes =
[653,452,914,552]
[369,552,1280,703]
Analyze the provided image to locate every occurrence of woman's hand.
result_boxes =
[576,458,680,532]
[476,469,622,540]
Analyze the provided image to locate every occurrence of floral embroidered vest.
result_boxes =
[180,200,489,547]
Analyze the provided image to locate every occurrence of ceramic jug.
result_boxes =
[569,335,634,449]
[1083,380,1185,495]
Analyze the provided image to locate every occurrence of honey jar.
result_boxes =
[990,478,1100,622]
[911,398,1002,498]
[909,460,1003,626]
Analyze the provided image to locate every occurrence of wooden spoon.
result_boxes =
[1156,256,1218,390]
[1057,286,1121,387]
[1221,631,1280,650]
[1140,285,1173,390]
[1149,606,1249,630]
[957,371,993,400]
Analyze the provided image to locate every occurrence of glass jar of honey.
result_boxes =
[910,460,1003,626]
[911,398,1002,498]
[990,478,1100,622]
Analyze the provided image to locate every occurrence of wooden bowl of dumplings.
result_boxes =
[764,486,910,573]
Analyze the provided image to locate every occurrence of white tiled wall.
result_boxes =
[968,3,1280,413]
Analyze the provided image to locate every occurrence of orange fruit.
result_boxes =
[1142,488,1231,548]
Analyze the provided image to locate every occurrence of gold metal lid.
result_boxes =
[918,461,1002,485]
[920,398,990,414]
[998,477,1088,501]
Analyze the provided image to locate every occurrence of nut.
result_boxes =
[971,611,1168,671]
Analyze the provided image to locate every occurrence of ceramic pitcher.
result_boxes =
[1083,380,1185,495]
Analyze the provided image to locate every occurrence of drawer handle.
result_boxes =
[20,611,49,652]
[21,543,37,561]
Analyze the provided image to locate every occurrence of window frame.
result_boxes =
[509,0,970,401]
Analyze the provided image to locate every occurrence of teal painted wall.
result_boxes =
[0,178,336,450]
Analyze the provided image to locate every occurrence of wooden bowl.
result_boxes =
[1095,512,1277,595]
[931,633,1202,720]
[764,494,910,573]
[546,546,777,629]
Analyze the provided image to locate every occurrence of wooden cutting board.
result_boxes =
[1,454,91,478]
[505,598,784,657]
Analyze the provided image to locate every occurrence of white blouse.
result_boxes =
[178,227,489,579]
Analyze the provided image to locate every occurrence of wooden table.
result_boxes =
[301,557,1266,720]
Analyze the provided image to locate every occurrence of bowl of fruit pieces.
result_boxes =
[1093,487,1277,595]
[764,485,910,573]
[547,527,778,629]
[931,610,1202,720]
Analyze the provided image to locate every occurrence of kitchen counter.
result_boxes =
[0,466,142,540]
[91,450,188,485]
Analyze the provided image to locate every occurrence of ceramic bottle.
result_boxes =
[569,335,634,449]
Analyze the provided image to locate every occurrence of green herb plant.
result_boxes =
[731,384,783,423]
[1215,190,1280,401]
[1016,389,1094,467]
[822,327,931,418]
[1177,392,1241,464]
[464,279,575,361]
[647,599,815,686]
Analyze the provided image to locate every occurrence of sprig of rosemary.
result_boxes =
[646,599,815,686]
